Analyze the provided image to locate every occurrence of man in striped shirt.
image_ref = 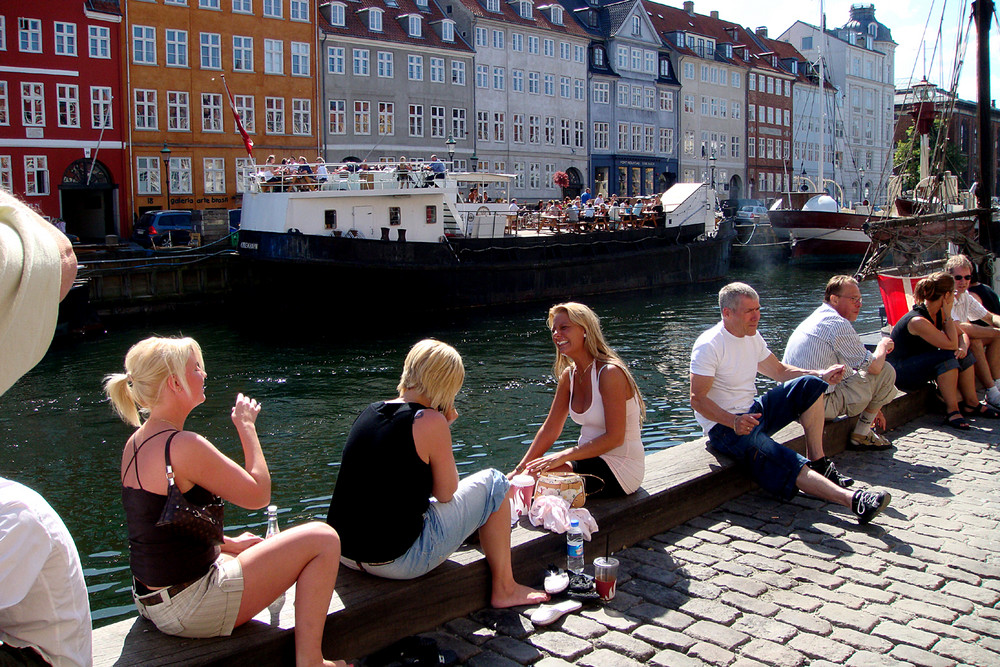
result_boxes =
[783,276,897,451]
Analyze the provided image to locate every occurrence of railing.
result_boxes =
[248,162,451,194]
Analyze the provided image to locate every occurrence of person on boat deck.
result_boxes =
[782,276,897,451]
[514,303,645,497]
[427,155,446,179]
[105,337,346,667]
[326,340,548,610]
[396,156,412,188]
[886,272,986,430]
[314,157,329,183]
[945,254,1000,412]
[690,282,891,524]
[0,190,90,667]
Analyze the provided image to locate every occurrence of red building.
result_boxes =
[0,0,127,241]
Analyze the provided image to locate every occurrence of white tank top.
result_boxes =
[568,362,644,494]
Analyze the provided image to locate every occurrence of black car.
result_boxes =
[131,210,194,248]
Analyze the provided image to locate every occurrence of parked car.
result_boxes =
[735,205,769,224]
[131,210,195,248]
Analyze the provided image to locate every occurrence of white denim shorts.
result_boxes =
[134,555,244,638]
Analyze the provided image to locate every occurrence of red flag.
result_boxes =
[222,75,254,158]
[877,273,925,326]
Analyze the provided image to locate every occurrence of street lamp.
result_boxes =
[709,152,717,192]
[859,167,865,203]
[445,134,456,169]
[160,143,172,211]
[800,167,809,192]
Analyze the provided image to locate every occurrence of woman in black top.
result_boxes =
[888,272,979,429]
[106,336,346,667]
[327,339,547,609]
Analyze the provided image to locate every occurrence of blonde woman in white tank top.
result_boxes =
[513,303,646,496]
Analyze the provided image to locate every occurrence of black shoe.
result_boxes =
[852,488,891,524]
[809,457,854,488]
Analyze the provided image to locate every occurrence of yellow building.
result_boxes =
[122,0,317,224]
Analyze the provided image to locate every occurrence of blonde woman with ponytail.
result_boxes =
[105,336,347,667]
[514,303,646,496]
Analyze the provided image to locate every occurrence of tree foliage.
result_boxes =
[893,119,967,190]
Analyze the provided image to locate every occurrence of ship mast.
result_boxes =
[974,0,996,254]
[817,1,825,194]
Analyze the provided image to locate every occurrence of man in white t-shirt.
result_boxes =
[0,191,91,666]
[946,254,1000,410]
[689,282,891,524]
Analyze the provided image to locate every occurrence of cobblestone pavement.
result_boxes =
[398,414,1000,666]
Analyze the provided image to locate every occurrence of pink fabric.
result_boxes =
[528,495,598,539]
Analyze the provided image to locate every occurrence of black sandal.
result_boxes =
[959,402,1000,419]
[944,410,971,430]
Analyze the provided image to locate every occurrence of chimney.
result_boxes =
[683,1,694,16]
[710,10,718,19]
[755,26,767,38]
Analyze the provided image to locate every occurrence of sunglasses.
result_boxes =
[953,274,972,280]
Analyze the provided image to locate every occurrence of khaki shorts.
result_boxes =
[134,556,244,638]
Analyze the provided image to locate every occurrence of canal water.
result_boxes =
[0,264,883,626]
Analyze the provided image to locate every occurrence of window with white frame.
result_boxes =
[54,22,77,56]
[476,64,488,88]
[430,106,444,138]
[492,30,504,49]
[409,55,424,81]
[631,86,642,108]
[527,35,538,54]
[476,111,488,141]
[163,29,187,67]
[264,39,283,74]
[559,76,570,98]
[0,83,6,126]
[543,74,554,96]
[512,113,524,143]
[328,100,346,134]
[544,116,555,144]
[645,87,654,109]
[451,61,465,85]
[19,18,42,53]
[200,0,221,8]
[408,16,421,37]
[486,0,500,11]
[732,101,740,119]
[550,5,563,23]
[475,27,488,47]
[748,73,756,90]
[683,130,694,155]
[574,79,584,100]
[329,3,346,25]
[89,25,110,58]
[90,86,112,129]
[327,46,345,74]
[201,93,222,131]
[528,71,539,94]
[233,0,252,14]
[559,42,570,60]
[263,0,282,18]
[494,112,505,142]
[731,71,741,88]
[265,96,284,133]
[354,100,370,134]
[528,115,539,144]
[233,36,253,71]
[292,98,310,135]
[234,94,254,132]
[732,136,740,158]
[528,162,539,188]
[235,157,255,192]
[441,21,454,42]
[617,46,628,70]
[290,0,308,21]
[0,157,10,192]
[593,122,609,150]
[204,158,225,193]
[518,1,531,18]
[451,108,466,138]
[368,9,383,31]
[24,156,48,195]
[617,83,628,107]
[353,49,369,76]
[574,120,584,148]
[631,124,642,152]
[644,125,654,153]
[21,81,45,127]
[616,123,628,151]
[748,104,755,122]
[559,118,570,146]
[543,39,554,57]
[645,51,655,74]
[512,162,524,188]
[659,128,673,154]
[409,104,424,137]
[133,25,156,63]
[137,156,161,195]
[291,42,309,76]
[170,157,192,194]
[165,0,188,6]
[0,17,6,51]
[134,89,157,129]
[376,51,393,78]
[511,33,523,51]
[430,57,444,82]
[659,90,673,111]
[57,84,79,127]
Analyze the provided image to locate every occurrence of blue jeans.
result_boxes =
[708,376,826,501]
[891,349,975,391]
[346,468,509,579]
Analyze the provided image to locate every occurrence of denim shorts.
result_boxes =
[891,349,975,391]
[708,376,826,501]
[134,555,244,638]
[344,468,509,580]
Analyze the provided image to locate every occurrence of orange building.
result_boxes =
[122,0,317,226]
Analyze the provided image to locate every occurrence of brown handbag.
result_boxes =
[155,431,225,545]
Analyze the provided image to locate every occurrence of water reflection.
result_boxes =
[0,264,881,625]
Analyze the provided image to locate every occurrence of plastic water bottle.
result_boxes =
[265,505,286,618]
[566,518,584,573]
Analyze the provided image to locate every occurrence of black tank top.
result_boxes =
[888,304,941,364]
[121,430,221,586]
[327,401,433,562]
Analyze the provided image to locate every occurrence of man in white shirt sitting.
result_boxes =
[946,254,1000,410]
[783,276,897,450]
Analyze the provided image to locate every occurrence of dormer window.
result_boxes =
[659,58,670,77]
[415,0,428,8]
[705,39,714,53]
[592,46,604,67]
[369,8,383,31]
[329,2,346,26]
[675,32,684,47]
[868,22,877,36]
[441,20,455,41]
[790,60,798,74]
[549,5,563,25]
[485,0,500,12]
[519,1,532,19]
[384,0,398,6]
[408,15,422,37]
[722,43,732,58]
[632,16,641,36]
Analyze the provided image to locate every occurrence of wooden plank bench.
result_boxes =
[93,388,929,666]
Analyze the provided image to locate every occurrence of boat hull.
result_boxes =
[768,209,871,263]
[237,226,732,311]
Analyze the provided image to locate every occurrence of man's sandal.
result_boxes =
[944,410,971,430]
[959,402,1000,419]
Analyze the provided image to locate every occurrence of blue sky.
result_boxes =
[693,0,999,104]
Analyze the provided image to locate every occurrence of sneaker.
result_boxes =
[987,391,1000,410]
[848,431,893,451]
[852,488,891,524]
[809,457,854,488]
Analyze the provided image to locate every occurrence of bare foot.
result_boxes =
[491,583,549,609]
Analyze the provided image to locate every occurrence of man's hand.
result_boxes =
[875,337,894,355]
[873,410,887,431]
[820,364,846,385]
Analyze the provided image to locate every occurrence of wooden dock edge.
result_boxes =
[92,387,930,666]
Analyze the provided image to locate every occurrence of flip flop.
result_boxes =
[544,565,569,595]
[944,410,971,430]
[530,599,583,626]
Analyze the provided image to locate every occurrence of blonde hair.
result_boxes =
[944,254,973,273]
[396,339,464,414]
[547,302,646,421]
[104,337,205,426]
